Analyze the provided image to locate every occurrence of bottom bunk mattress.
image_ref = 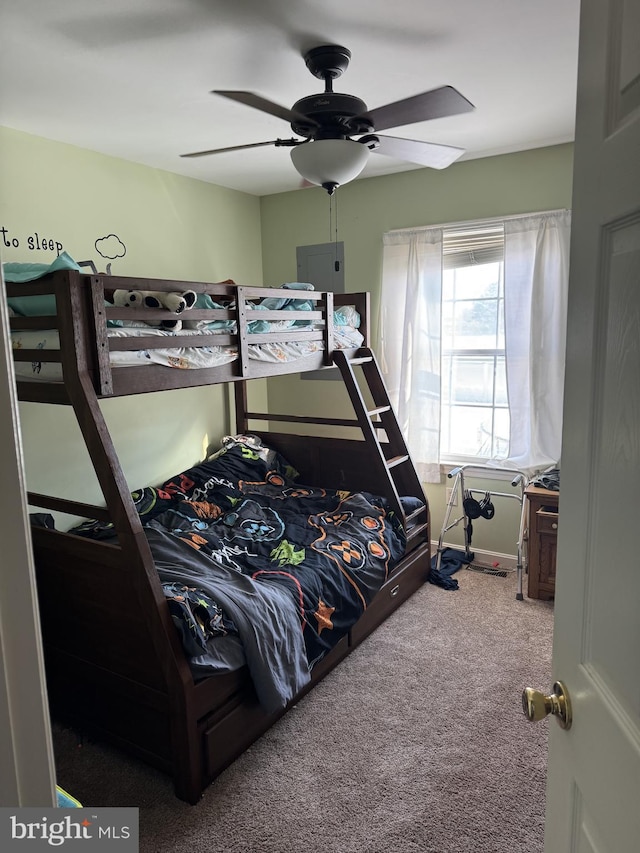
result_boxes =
[71,435,409,713]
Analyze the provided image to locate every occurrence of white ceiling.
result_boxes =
[0,0,581,197]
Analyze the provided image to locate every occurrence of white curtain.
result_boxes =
[379,210,571,482]
[380,228,443,483]
[501,210,572,474]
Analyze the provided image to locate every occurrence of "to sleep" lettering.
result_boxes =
[0,227,64,254]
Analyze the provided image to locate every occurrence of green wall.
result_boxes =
[0,126,264,526]
[1,127,573,554]
[261,143,573,330]
[260,143,574,558]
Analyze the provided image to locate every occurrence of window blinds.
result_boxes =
[442,224,504,269]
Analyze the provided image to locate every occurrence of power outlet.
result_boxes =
[446,486,458,506]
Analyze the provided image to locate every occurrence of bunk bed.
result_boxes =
[6,268,431,804]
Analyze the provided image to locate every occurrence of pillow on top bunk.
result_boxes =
[180,291,237,332]
[334,305,360,328]
[3,252,82,316]
[183,281,315,332]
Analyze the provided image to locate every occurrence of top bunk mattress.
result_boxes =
[10,312,364,380]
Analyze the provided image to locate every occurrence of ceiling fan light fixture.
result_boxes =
[290,139,369,193]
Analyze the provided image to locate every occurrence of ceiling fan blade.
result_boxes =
[213,90,318,127]
[361,86,474,132]
[371,135,465,169]
[181,139,287,158]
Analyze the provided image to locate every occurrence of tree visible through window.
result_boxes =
[439,225,508,461]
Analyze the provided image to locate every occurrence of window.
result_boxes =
[380,211,570,482]
[439,225,508,462]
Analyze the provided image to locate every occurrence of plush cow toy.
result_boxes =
[112,289,197,330]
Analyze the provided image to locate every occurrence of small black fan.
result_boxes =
[181,44,474,193]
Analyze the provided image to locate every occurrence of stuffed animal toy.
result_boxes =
[112,289,197,330]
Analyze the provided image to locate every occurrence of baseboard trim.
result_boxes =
[431,541,518,571]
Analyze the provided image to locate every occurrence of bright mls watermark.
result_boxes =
[0,808,138,851]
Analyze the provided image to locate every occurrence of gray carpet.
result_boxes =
[52,569,554,853]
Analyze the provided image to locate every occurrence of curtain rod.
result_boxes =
[384,208,570,236]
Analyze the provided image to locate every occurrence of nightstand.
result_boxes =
[525,485,559,600]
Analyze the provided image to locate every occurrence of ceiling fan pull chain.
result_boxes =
[328,192,340,272]
[334,191,340,272]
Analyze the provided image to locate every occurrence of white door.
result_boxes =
[0,269,57,806]
[542,0,640,850]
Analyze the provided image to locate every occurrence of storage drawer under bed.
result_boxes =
[201,634,350,782]
[349,544,429,646]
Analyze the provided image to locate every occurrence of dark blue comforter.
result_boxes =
[73,436,407,712]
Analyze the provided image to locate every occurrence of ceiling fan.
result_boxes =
[181,44,475,194]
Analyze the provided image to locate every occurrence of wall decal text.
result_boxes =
[1,227,64,255]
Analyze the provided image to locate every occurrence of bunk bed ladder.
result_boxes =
[332,348,428,548]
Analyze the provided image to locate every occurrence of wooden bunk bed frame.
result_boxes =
[7,269,430,804]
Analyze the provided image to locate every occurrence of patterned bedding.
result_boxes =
[11,322,364,378]
[71,435,407,712]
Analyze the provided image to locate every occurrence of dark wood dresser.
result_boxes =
[525,485,559,600]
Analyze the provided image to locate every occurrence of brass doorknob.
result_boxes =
[522,680,572,730]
